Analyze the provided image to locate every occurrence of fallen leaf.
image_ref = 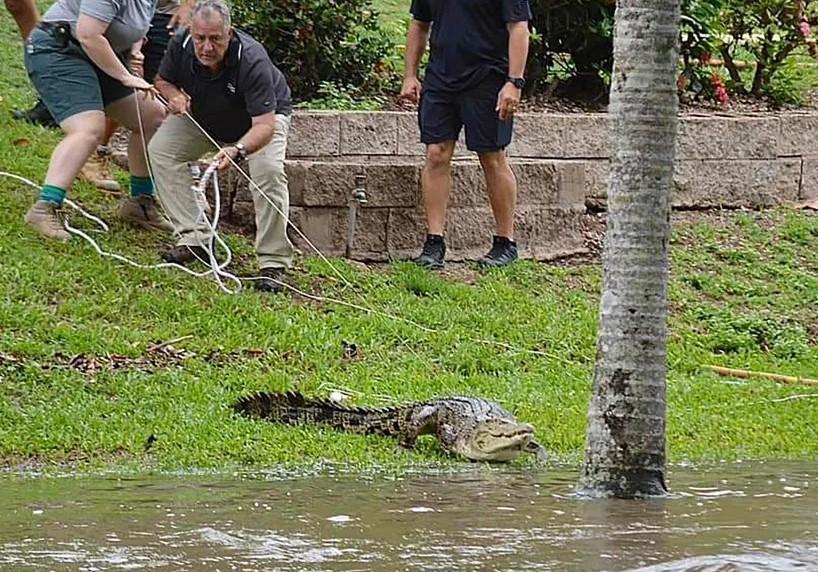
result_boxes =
[13,138,31,147]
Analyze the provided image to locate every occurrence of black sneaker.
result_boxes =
[255,267,287,293]
[12,100,57,128]
[414,234,446,269]
[160,244,209,265]
[478,235,518,268]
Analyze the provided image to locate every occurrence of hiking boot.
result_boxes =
[255,266,287,293]
[24,201,70,241]
[118,195,174,232]
[12,100,57,128]
[478,235,518,268]
[414,234,446,269]
[160,244,209,265]
[79,148,121,193]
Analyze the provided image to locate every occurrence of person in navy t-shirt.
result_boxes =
[401,0,531,268]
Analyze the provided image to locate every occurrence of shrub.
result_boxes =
[231,0,396,101]
[677,0,728,103]
[526,0,615,101]
[719,0,818,97]
[528,0,818,105]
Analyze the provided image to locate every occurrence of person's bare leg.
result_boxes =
[44,111,106,189]
[421,140,456,235]
[5,0,39,39]
[105,93,165,178]
[24,111,105,240]
[100,117,119,147]
[478,150,516,238]
[107,94,172,232]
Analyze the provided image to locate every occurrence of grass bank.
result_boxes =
[1,11,818,475]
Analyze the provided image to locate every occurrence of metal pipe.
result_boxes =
[346,174,368,258]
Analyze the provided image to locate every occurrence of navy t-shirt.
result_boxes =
[158,29,292,143]
[410,0,531,91]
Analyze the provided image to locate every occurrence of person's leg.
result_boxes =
[247,114,294,292]
[22,26,107,240]
[104,91,165,178]
[422,141,456,236]
[104,85,175,232]
[147,114,215,258]
[459,74,518,267]
[43,112,107,188]
[25,110,106,240]
[415,89,460,268]
[478,151,516,239]
[6,0,55,128]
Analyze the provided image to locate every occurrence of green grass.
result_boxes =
[1,11,818,475]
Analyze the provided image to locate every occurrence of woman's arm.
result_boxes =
[76,13,153,90]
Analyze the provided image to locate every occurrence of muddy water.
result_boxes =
[0,462,817,571]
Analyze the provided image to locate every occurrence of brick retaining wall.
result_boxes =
[220,111,818,261]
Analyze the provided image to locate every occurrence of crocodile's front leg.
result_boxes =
[436,424,459,455]
[398,404,438,449]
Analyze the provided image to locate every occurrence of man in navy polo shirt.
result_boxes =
[401,0,531,268]
[148,0,295,293]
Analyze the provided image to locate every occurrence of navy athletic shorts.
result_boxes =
[418,72,513,153]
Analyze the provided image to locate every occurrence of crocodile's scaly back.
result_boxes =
[233,391,408,437]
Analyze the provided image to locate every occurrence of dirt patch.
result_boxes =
[0,343,273,376]
[0,449,135,473]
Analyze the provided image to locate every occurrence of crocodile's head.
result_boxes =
[457,418,535,462]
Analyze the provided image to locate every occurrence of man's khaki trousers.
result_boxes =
[148,113,294,269]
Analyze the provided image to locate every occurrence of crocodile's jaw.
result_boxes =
[457,422,535,462]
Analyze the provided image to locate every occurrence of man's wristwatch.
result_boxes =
[507,76,526,89]
[234,142,248,160]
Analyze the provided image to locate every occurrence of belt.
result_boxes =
[36,20,70,32]
[36,21,80,45]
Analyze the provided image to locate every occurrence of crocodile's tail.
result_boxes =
[233,391,405,438]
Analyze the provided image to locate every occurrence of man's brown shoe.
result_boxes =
[118,195,174,233]
[24,201,70,241]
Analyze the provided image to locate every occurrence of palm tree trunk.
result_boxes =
[579,0,681,499]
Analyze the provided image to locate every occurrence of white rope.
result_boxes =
[1,90,562,361]
[153,92,356,291]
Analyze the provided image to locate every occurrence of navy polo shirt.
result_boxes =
[157,28,292,143]
[410,0,531,92]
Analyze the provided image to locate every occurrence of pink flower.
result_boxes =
[715,85,729,105]
[800,21,812,38]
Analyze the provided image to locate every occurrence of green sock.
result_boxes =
[39,184,66,206]
[129,175,154,198]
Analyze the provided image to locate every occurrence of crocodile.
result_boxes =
[233,391,547,463]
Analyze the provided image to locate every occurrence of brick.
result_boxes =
[509,113,610,158]
[673,159,801,208]
[801,157,818,201]
[677,116,779,159]
[286,160,420,208]
[514,161,585,207]
[287,112,340,157]
[340,112,398,155]
[778,113,818,157]
[586,159,800,209]
[386,207,428,260]
[288,206,389,260]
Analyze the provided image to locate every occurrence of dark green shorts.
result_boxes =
[24,24,133,124]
